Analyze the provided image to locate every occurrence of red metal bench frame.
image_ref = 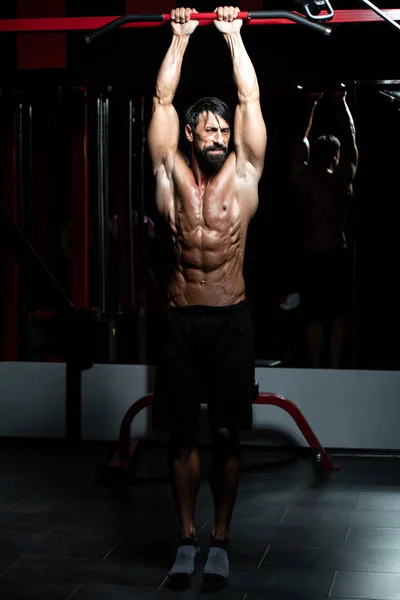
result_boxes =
[109,391,338,472]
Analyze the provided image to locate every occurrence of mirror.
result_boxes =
[2,81,400,370]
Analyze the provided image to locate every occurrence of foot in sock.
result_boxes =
[168,538,200,579]
[203,538,229,581]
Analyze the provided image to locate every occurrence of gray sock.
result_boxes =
[168,538,200,579]
[203,539,229,581]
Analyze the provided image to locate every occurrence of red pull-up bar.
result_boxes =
[84,11,332,43]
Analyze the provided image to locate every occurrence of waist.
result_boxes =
[165,299,250,317]
[168,269,246,308]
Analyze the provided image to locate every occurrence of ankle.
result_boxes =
[211,529,229,543]
[180,526,197,540]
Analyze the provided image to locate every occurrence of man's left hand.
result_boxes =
[213,6,242,33]
[331,90,347,102]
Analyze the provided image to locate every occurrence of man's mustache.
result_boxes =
[206,145,227,153]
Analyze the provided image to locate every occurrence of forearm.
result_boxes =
[338,99,358,166]
[155,34,189,105]
[224,32,259,103]
[339,99,356,141]
[292,99,318,170]
[303,101,318,139]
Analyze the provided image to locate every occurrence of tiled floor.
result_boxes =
[1,442,400,599]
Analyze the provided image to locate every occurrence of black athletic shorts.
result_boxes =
[152,300,255,439]
[300,248,354,319]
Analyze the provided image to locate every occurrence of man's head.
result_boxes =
[310,134,341,171]
[184,97,232,175]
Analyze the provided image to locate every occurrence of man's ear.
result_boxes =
[185,124,194,143]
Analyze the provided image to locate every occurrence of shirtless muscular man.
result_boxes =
[148,6,267,582]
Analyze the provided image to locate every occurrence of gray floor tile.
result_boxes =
[330,570,400,599]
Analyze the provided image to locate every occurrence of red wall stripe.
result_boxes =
[240,0,263,8]
[17,0,66,69]
[17,0,65,18]
[125,0,176,14]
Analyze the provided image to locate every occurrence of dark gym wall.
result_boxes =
[1,1,400,369]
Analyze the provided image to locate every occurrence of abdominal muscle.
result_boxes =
[167,224,246,307]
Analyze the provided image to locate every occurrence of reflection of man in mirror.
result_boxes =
[291,91,358,368]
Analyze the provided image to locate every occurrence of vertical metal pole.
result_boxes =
[71,88,89,308]
[0,97,19,361]
[138,97,147,363]
[28,104,35,242]
[67,89,89,446]
[351,90,358,370]
[17,100,29,360]
[103,97,110,312]
[97,96,106,315]
[128,100,135,312]
[104,97,117,363]
[115,96,131,315]
[18,103,24,231]
[97,93,114,362]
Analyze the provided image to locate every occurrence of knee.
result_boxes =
[217,428,230,439]
[170,433,197,462]
[212,428,241,462]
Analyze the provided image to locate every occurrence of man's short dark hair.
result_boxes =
[184,97,233,132]
[311,134,341,163]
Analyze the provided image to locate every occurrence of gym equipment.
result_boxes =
[357,0,400,32]
[297,0,335,22]
[294,0,400,32]
[84,11,332,45]
[98,389,338,485]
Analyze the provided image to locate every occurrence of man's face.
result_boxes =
[186,111,230,174]
[314,148,341,172]
[332,150,340,169]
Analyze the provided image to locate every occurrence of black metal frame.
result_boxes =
[0,201,94,447]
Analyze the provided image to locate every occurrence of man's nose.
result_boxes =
[214,130,224,145]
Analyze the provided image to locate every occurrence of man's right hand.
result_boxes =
[308,92,324,104]
[170,7,199,36]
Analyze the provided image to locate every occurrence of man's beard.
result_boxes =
[193,143,227,175]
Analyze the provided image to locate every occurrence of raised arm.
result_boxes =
[291,93,322,182]
[214,6,266,180]
[332,91,358,184]
[147,8,198,213]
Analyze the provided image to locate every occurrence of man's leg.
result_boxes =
[209,428,241,541]
[152,306,205,580]
[168,437,202,579]
[202,302,253,581]
[170,439,201,540]
[330,316,346,369]
[302,251,326,369]
[204,427,242,581]
[328,248,353,369]
[306,319,324,368]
